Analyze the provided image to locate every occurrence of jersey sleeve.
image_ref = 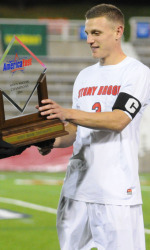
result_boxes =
[114,63,150,119]
[120,64,150,106]
[72,72,81,110]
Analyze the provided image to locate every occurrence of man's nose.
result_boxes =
[86,34,94,44]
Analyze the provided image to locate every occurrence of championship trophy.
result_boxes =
[0,35,68,147]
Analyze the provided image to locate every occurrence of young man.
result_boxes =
[38,4,150,250]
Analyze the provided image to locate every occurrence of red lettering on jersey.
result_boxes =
[78,88,84,98]
[107,85,112,95]
[117,86,121,94]
[92,86,98,95]
[83,87,88,96]
[102,86,108,95]
[112,85,117,95]
[87,87,93,95]
[78,86,98,98]
[97,86,104,95]
[78,85,121,98]
[97,85,121,96]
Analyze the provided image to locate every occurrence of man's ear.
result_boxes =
[115,25,124,40]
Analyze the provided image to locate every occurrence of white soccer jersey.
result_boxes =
[62,56,150,205]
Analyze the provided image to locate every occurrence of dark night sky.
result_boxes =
[1,0,150,6]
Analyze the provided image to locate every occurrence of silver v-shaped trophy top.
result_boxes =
[0,35,47,120]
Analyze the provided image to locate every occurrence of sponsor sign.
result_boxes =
[0,24,47,55]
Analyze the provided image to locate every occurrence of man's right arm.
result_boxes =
[54,122,77,148]
[37,122,77,155]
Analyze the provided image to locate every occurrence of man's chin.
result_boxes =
[92,53,100,59]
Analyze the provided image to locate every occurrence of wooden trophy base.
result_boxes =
[1,113,68,147]
[0,71,68,147]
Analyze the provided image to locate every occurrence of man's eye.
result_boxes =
[94,32,100,35]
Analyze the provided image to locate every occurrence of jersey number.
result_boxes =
[92,102,101,112]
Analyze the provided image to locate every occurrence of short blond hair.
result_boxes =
[85,4,124,26]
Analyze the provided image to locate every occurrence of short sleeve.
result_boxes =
[72,73,81,110]
[120,63,150,107]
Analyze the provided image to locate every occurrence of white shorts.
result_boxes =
[56,197,145,250]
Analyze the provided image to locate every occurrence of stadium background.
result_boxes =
[0,2,150,249]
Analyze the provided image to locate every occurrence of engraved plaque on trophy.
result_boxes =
[0,35,68,147]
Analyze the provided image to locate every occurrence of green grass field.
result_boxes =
[0,171,150,250]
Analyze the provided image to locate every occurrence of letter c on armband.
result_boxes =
[112,92,141,119]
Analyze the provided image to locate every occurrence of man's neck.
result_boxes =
[99,52,126,66]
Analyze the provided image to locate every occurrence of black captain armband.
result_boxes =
[112,92,141,119]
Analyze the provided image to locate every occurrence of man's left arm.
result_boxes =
[38,99,131,132]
